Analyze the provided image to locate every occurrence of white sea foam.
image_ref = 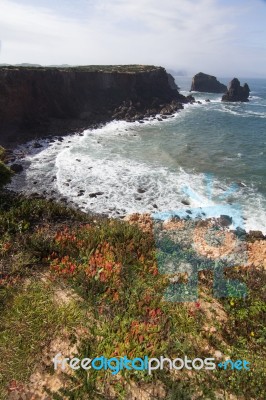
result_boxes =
[8,117,266,234]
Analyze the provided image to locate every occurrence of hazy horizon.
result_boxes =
[1,0,266,78]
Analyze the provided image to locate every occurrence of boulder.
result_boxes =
[190,72,227,93]
[89,191,104,198]
[248,230,265,241]
[218,215,233,227]
[222,78,250,102]
[33,142,43,148]
[10,163,23,173]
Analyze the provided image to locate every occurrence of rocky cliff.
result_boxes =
[0,65,190,146]
[222,78,250,102]
[190,72,227,93]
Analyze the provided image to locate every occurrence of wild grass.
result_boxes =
[0,280,85,400]
[0,187,265,399]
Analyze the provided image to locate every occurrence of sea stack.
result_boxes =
[190,72,227,93]
[222,78,250,102]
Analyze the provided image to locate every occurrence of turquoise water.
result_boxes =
[9,76,266,233]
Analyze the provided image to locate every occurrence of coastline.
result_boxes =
[1,79,266,400]
[0,65,193,148]
[5,126,266,241]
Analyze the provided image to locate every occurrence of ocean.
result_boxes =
[8,76,266,234]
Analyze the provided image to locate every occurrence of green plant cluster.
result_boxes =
[0,191,265,399]
[0,146,12,188]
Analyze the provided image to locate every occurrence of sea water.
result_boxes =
[9,76,266,233]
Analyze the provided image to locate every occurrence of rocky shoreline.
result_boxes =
[4,98,265,240]
[125,213,266,270]
[1,65,260,240]
[0,65,194,147]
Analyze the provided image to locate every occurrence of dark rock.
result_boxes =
[183,94,195,104]
[197,101,202,104]
[89,191,104,198]
[153,204,158,208]
[218,215,233,227]
[157,117,163,121]
[248,230,265,240]
[237,181,247,188]
[33,142,43,148]
[222,78,250,102]
[10,163,23,173]
[30,192,43,199]
[205,99,210,102]
[167,73,178,90]
[190,72,227,93]
[181,200,190,206]
[234,227,246,238]
[76,159,81,162]
[160,105,173,115]
[186,210,192,214]
[137,188,146,193]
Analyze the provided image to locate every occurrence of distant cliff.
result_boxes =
[0,65,190,146]
[190,72,227,93]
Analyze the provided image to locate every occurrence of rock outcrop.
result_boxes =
[222,78,250,102]
[167,73,179,90]
[190,72,226,93]
[0,65,192,146]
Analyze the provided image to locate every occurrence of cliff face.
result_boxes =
[0,65,188,145]
[190,72,227,93]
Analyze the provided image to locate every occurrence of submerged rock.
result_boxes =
[89,192,104,198]
[222,78,250,102]
[10,163,23,173]
[190,72,227,93]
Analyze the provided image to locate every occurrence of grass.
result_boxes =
[0,280,86,400]
[0,64,161,73]
[0,146,12,188]
[0,182,265,399]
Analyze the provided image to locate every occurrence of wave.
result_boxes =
[8,120,266,234]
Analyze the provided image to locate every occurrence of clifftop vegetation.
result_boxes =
[0,64,161,73]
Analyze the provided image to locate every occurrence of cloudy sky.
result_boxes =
[0,0,266,77]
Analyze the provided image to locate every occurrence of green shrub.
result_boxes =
[0,146,6,161]
[0,161,12,188]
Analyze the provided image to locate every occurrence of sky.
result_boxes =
[0,0,266,77]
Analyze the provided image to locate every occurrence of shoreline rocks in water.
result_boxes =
[190,72,227,93]
[222,78,250,102]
